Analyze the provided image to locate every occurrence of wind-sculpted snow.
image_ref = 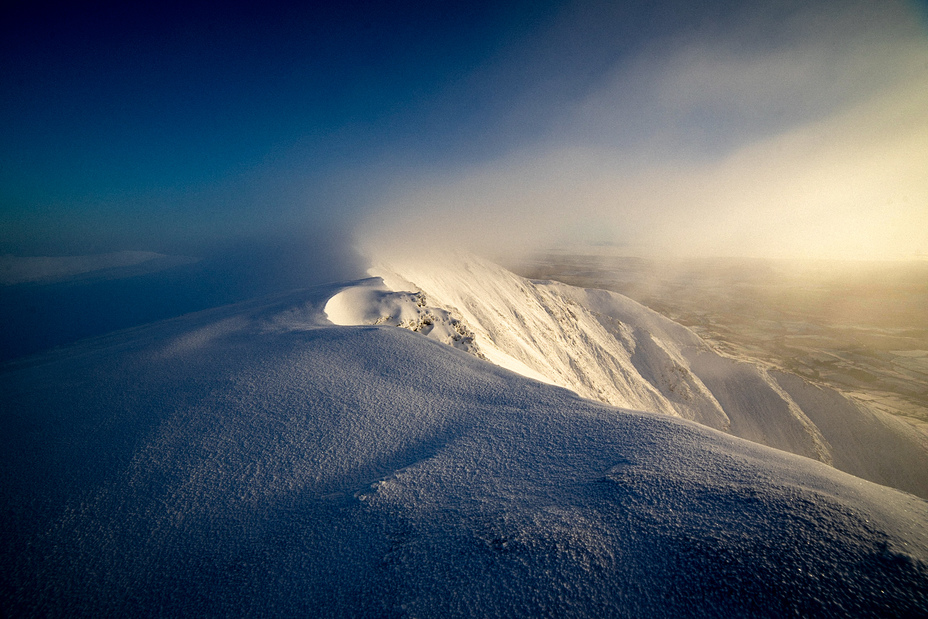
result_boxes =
[366,253,928,498]
[2,282,927,616]
[325,280,482,357]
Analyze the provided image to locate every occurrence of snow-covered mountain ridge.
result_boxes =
[3,279,927,615]
[328,253,928,498]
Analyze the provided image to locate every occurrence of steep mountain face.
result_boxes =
[328,253,928,498]
[3,283,927,616]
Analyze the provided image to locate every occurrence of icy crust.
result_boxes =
[369,253,699,416]
[367,252,928,499]
[1,286,927,616]
[326,279,482,356]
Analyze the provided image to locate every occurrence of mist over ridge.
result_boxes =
[2,0,927,263]
[4,257,928,616]
[356,0,928,263]
[3,3,928,612]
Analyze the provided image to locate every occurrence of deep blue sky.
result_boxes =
[0,0,618,253]
[3,0,927,259]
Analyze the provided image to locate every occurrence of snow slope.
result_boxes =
[331,252,928,499]
[3,281,927,616]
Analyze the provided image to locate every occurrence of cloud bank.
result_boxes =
[358,0,928,261]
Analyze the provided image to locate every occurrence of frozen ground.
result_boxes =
[342,253,928,499]
[516,252,928,430]
[3,263,927,616]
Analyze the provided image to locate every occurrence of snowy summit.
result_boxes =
[1,254,927,616]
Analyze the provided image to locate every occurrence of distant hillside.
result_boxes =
[326,253,928,498]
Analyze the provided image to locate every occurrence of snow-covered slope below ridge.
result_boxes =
[2,284,928,616]
[329,252,928,498]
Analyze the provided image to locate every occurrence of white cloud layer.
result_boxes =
[359,0,928,261]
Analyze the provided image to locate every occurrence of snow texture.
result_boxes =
[325,280,482,357]
[364,252,928,498]
[2,277,927,617]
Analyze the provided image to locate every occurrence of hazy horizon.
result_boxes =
[3,0,927,265]
[5,4,928,613]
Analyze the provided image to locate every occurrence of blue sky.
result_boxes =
[1,1,543,252]
[3,0,927,259]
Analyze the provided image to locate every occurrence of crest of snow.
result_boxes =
[370,251,728,419]
[3,282,927,615]
[354,250,928,498]
[325,279,483,357]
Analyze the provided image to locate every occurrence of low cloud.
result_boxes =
[358,0,928,261]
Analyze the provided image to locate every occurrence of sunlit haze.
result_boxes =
[3,0,927,262]
[4,3,928,612]
[360,1,928,262]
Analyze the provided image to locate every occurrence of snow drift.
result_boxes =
[2,277,927,616]
[328,252,928,499]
